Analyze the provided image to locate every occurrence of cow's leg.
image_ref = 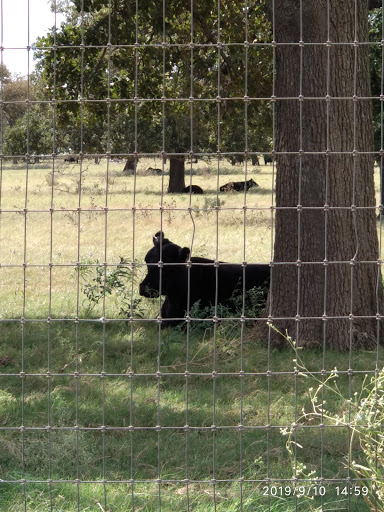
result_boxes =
[160,296,185,328]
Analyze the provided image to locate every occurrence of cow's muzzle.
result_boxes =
[139,282,159,298]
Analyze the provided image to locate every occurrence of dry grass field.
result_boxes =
[0,156,382,319]
[0,157,275,319]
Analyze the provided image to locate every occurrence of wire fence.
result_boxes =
[0,1,383,511]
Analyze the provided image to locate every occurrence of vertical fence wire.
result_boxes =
[47,2,59,510]
[212,3,221,508]
[266,1,276,510]
[321,2,332,510]
[347,4,359,510]
[240,3,250,509]
[293,4,304,510]
[374,5,384,511]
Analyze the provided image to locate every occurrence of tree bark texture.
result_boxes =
[168,155,186,193]
[262,0,381,350]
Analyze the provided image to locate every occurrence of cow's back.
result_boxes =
[187,259,269,306]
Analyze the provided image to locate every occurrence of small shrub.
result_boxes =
[76,257,145,318]
[163,198,177,224]
[45,171,54,187]
[274,325,384,511]
[194,197,226,217]
[182,285,267,336]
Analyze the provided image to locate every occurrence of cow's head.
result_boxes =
[139,232,190,297]
[247,178,258,189]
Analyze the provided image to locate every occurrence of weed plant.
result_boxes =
[272,324,384,512]
[77,257,145,318]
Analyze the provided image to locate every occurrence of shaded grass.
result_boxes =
[0,319,381,511]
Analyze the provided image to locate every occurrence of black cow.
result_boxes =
[220,178,258,192]
[181,185,204,194]
[228,155,260,165]
[64,156,79,163]
[139,232,270,327]
[146,167,163,175]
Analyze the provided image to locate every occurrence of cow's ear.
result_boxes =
[179,247,190,262]
[153,231,165,245]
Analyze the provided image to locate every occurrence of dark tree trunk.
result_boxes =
[251,155,259,165]
[381,163,384,208]
[123,156,136,175]
[259,0,381,350]
[168,155,185,193]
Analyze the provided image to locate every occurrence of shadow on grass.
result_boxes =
[0,320,379,512]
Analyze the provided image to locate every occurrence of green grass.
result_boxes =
[0,320,378,511]
[0,158,382,511]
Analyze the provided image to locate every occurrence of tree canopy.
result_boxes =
[34,0,273,186]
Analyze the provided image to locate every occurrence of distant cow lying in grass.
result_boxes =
[220,178,258,192]
[181,185,204,194]
[139,231,270,327]
[146,167,163,175]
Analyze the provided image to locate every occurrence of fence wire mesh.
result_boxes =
[0,0,384,511]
